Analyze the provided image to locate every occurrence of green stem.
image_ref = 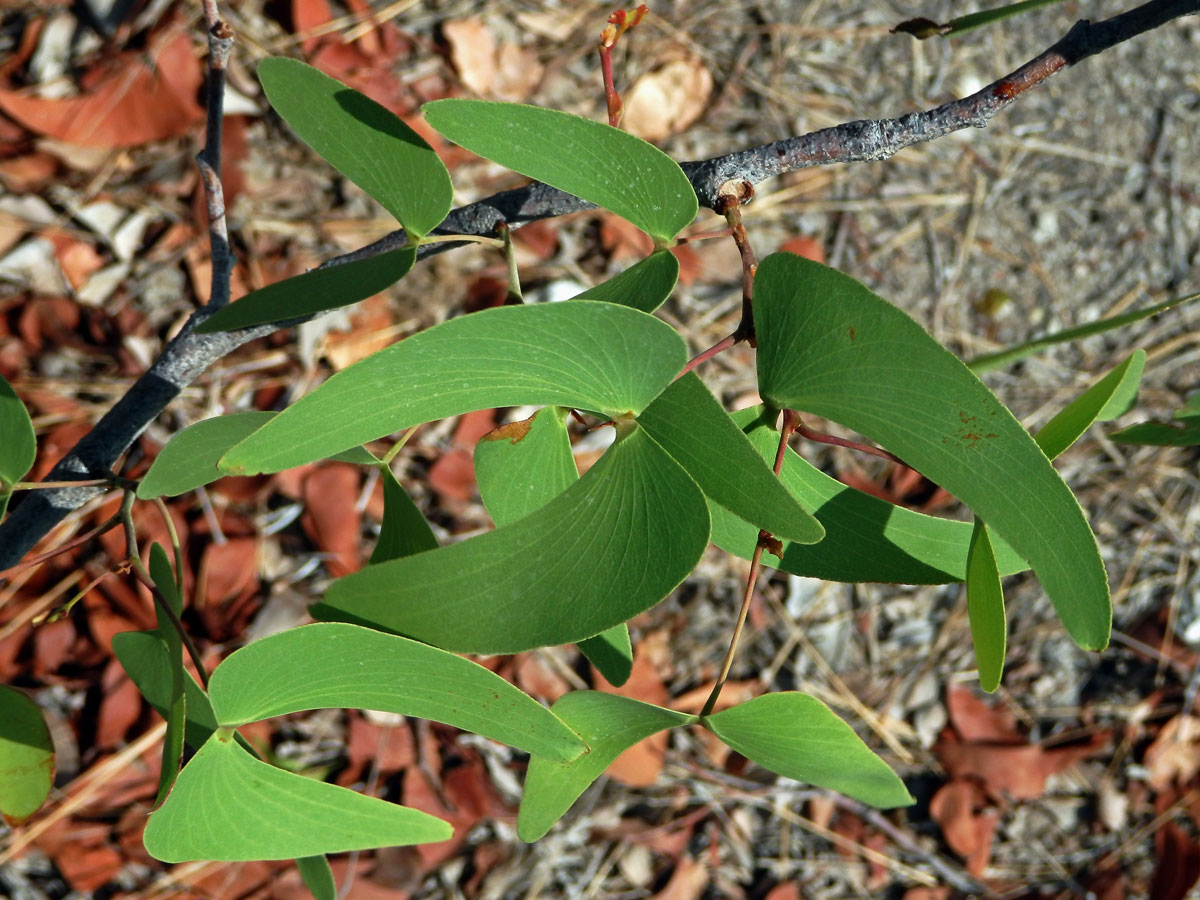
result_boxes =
[121,491,210,688]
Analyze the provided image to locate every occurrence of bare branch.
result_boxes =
[0,0,1193,569]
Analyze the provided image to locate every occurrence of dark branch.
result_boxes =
[0,0,1194,569]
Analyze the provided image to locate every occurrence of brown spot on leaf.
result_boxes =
[482,416,532,445]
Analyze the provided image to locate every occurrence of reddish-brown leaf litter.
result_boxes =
[2,2,1200,899]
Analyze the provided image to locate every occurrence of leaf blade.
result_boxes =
[143,733,450,862]
[572,251,680,313]
[518,691,693,841]
[314,428,710,654]
[474,406,577,527]
[754,253,1109,650]
[207,623,585,762]
[113,631,218,751]
[370,465,438,564]
[221,302,687,476]
[704,693,912,808]
[0,685,54,824]
[257,58,452,236]
[577,626,634,688]
[475,407,634,685]
[637,373,824,544]
[710,406,1030,583]
[1034,351,1145,461]
[195,247,416,334]
[0,372,35,492]
[967,291,1199,373]
[423,99,697,242]
[138,412,274,499]
[966,518,1006,693]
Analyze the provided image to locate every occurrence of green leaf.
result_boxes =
[139,412,274,499]
[329,446,380,466]
[637,373,824,545]
[710,407,1029,583]
[113,631,218,751]
[966,519,1006,693]
[475,409,634,684]
[965,353,1144,691]
[196,247,416,334]
[577,626,634,687]
[0,373,35,492]
[143,732,450,862]
[297,856,336,900]
[148,544,186,805]
[207,623,585,763]
[1034,351,1145,461]
[475,406,577,527]
[518,692,693,841]
[573,251,680,313]
[257,58,452,236]
[149,543,182,620]
[314,427,710,654]
[703,693,912,808]
[967,290,1200,373]
[422,99,697,243]
[0,685,54,824]
[221,301,687,476]
[370,465,438,564]
[156,691,187,807]
[1111,391,1200,447]
[947,0,1072,36]
[1111,419,1200,447]
[754,253,1109,650]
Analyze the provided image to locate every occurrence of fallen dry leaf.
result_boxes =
[301,464,363,577]
[430,410,496,503]
[0,29,203,148]
[622,57,712,143]
[764,882,801,900]
[946,685,1022,743]
[444,19,497,96]
[1151,821,1200,900]
[0,152,58,192]
[343,713,415,783]
[928,778,998,876]
[934,731,1109,801]
[1145,715,1200,792]
[651,856,708,900]
[196,536,260,607]
[443,19,544,102]
[779,234,826,265]
[600,213,655,262]
[515,652,572,703]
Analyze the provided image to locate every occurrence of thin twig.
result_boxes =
[119,492,209,688]
[598,5,647,127]
[497,222,523,304]
[700,409,799,718]
[794,420,907,466]
[718,182,758,343]
[196,6,234,314]
[1,0,1194,569]
[680,333,737,377]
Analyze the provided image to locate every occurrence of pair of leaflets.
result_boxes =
[136,622,588,862]
[518,690,913,841]
[750,252,1112,654]
[197,59,696,334]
